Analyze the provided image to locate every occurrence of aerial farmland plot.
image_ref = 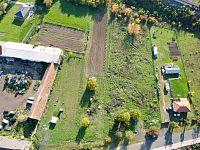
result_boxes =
[36,23,87,52]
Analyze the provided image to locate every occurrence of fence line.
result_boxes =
[22,24,36,43]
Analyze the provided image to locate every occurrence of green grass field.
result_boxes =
[43,1,95,30]
[0,5,39,42]
[151,26,188,98]
[177,31,200,112]
[98,21,160,128]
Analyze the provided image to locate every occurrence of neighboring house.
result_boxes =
[173,98,191,113]
[14,4,34,21]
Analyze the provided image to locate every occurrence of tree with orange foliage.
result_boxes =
[127,23,141,36]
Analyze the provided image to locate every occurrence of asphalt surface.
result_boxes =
[112,128,200,150]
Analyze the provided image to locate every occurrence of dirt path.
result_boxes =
[87,10,107,76]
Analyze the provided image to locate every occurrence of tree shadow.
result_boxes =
[80,88,95,107]
[12,19,24,26]
[49,123,56,130]
[75,126,86,144]
[164,129,173,146]
[192,127,199,139]
[140,135,156,150]
[59,0,96,21]
[15,119,37,138]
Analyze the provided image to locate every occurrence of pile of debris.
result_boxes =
[5,72,32,95]
[0,111,16,131]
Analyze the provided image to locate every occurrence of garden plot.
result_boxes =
[38,23,87,52]
[168,42,180,58]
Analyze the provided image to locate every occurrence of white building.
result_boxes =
[0,42,63,64]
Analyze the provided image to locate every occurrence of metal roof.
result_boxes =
[165,67,180,74]
[1,42,63,64]
[0,136,31,150]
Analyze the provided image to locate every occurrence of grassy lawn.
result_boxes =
[0,4,39,42]
[98,21,160,128]
[43,0,96,30]
[177,31,200,112]
[151,26,188,99]
[36,56,108,148]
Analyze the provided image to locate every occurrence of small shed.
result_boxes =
[153,46,158,58]
[165,67,180,75]
[165,82,170,92]
[50,116,59,124]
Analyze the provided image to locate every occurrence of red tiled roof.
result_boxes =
[29,62,58,120]
[173,98,191,113]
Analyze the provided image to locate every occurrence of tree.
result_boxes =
[87,78,97,91]
[130,109,141,120]
[117,111,130,125]
[127,23,141,36]
[125,131,135,142]
[67,51,75,58]
[169,121,179,133]
[0,4,4,12]
[43,0,53,7]
[196,116,200,126]
[104,135,111,144]
[81,117,90,127]
[17,114,27,123]
[146,126,160,138]
[115,131,123,140]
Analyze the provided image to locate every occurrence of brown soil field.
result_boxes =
[168,42,180,57]
[38,23,87,52]
[87,11,107,76]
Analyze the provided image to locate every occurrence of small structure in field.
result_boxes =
[14,3,34,21]
[50,116,59,124]
[162,64,181,76]
[165,82,170,92]
[153,46,158,59]
[173,98,191,113]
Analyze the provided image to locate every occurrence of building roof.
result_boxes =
[0,136,31,150]
[29,63,58,120]
[15,6,31,19]
[1,42,63,64]
[153,46,158,55]
[173,98,191,112]
[50,116,59,124]
[165,67,180,74]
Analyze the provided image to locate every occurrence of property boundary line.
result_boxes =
[22,24,36,43]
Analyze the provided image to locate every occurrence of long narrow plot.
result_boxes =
[87,11,107,76]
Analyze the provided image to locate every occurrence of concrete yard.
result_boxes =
[0,59,47,119]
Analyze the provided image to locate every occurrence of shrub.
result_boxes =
[125,131,135,141]
[130,109,141,120]
[117,111,130,125]
[67,51,75,58]
[146,126,160,138]
[87,78,97,91]
[81,117,90,127]
[104,135,111,144]
[115,131,123,140]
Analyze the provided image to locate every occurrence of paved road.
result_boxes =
[113,128,200,150]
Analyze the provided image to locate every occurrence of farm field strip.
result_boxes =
[37,23,87,52]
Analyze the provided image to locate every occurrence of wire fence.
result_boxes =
[22,24,37,43]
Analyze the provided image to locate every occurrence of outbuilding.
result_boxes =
[164,67,180,75]
[50,116,59,124]
[153,46,158,59]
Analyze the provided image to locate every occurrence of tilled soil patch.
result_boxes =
[38,23,87,52]
[87,11,107,76]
